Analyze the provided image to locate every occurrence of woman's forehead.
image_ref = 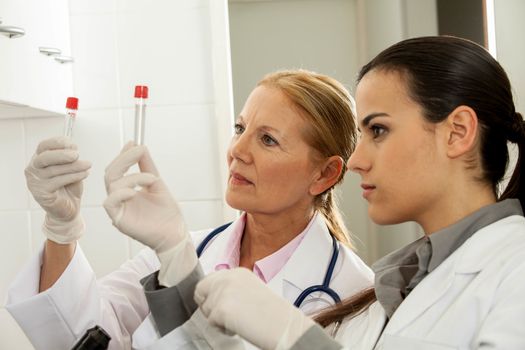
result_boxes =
[355,70,425,126]
[242,87,307,125]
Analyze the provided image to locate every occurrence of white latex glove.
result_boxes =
[103,142,198,287]
[25,137,91,244]
[194,268,315,350]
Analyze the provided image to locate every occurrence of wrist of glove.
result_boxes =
[194,268,315,350]
[157,235,199,288]
[43,213,85,244]
[26,137,91,244]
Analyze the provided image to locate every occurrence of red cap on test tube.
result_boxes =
[66,97,79,110]
[134,85,149,99]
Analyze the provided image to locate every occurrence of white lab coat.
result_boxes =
[331,214,525,349]
[6,213,373,350]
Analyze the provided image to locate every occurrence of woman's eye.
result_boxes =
[234,123,244,134]
[371,125,387,139]
[261,134,278,146]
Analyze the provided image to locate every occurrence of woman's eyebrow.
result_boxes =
[360,112,390,129]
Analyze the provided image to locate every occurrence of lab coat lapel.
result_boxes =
[384,255,456,334]
[384,221,499,335]
[197,215,246,275]
[198,213,335,306]
[268,214,334,306]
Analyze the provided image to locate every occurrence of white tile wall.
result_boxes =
[0,210,33,348]
[0,211,31,303]
[121,104,223,201]
[116,0,209,13]
[180,200,226,230]
[1,0,233,347]
[115,3,214,107]
[79,207,129,277]
[69,13,121,110]
[72,109,123,207]
[69,0,116,15]
[0,120,28,211]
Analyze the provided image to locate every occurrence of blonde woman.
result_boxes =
[7,70,373,349]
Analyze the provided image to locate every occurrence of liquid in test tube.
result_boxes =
[64,97,79,138]
[134,85,148,145]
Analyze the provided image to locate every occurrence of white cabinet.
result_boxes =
[0,0,73,118]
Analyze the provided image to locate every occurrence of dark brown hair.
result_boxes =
[315,287,376,327]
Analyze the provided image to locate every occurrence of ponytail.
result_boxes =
[318,189,352,247]
[314,287,376,327]
[500,113,525,206]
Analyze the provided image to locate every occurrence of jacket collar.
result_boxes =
[385,214,525,334]
[429,198,523,272]
[454,214,524,273]
[198,214,246,275]
[198,212,336,305]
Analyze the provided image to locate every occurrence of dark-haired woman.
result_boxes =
[193,36,525,349]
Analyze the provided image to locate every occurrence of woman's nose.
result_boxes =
[228,133,251,164]
[347,141,370,174]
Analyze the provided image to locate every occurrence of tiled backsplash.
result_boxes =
[0,1,233,348]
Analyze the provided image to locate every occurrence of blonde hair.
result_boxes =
[257,69,357,247]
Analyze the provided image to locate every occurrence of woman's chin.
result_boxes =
[368,207,403,226]
[225,194,245,212]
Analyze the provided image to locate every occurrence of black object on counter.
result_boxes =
[71,325,111,350]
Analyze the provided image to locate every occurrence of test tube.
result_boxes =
[64,97,78,138]
[134,85,148,145]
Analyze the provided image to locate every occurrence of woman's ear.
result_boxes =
[442,105,479,158]
[309,156,344,196]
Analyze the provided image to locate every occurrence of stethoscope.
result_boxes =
[196,222,342,308]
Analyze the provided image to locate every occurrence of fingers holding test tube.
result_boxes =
[103,143,184,252]
[103,142,197,287]
[26,136,91,243]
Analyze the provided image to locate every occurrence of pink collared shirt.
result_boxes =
[215,212,318,283]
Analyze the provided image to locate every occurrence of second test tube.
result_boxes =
[134,85,148,145]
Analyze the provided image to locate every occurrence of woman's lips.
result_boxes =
[230,172,253,185]
[361,184,376,199]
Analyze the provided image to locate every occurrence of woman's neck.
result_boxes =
[419,183,497,235]
[239,207,315,269]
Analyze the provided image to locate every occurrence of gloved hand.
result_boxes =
[194,268,315,350]
[25,137,91,244]
[103,142,198,287]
